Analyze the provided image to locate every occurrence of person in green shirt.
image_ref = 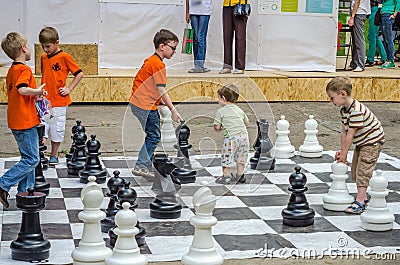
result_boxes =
[214,84,250,184]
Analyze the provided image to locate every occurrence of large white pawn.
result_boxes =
[105,202,147,265]
[274,115,295,158]
[322,162,354,211]
[182,181,223,265]
[158,105,177,152]
[361,170,395,231]
[72,176,112,265]
[299,115,323,158]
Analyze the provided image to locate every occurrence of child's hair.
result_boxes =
[218,84,240,103]
[39,27,59,44]
[153,29,179,49]
[1,32,27,60]
[326,76,352,96]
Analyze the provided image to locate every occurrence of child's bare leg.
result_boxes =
[42,137,48,146]
[51,141,61,157]
[355,186,368,203]
[222,166,231,178]
[237,163,245,176]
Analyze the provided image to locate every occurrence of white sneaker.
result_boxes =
[352,66,364,72]
[232,69,244,74]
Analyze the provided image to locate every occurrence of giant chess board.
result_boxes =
[1,151,400,264]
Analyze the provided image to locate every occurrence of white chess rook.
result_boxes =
[105,202,147,265]
[361,170,395,231]
[158,106,177,152]
[299,115,323,158]
[72,176,112,265]
[322,162,354,211]
[182,181,223,265]
[274,115,295,158]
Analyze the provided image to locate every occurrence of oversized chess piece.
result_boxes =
[281,166,315,227]
[67,125,87,175]
[150,153,182,219]
[34,124,50,195]
[79,134,108,184]
[66,120,85,163]
[101,170,125,233]
[37,123,49,170]
[299,115,323,158]
[109,181,146,247]
[361,170,395,231]
[182,181,223,265]
[158,105,177,152]
[274,115,295,159]
[105,202,148,265]
[71,176,112,264]
[322,162,353,211]
[10,188,51,262]
[250,119,276,170]
[171,121,196,184]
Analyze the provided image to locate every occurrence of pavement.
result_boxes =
[0,102,399,264]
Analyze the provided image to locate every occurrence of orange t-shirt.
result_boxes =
[129,53,166,111]
[41,50,82,107]
[6,62,40,130]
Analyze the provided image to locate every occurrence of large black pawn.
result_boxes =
[250,119,276,170]
[150,153,182,219]
[34,124,50,195]
[10,188,51,262]
[281,166,315,227]
[101,170,125,233]
[79,134,108,184]
[66,120,85,163]
[109,181,146,247]
[37,124,48,170]
[67,125,87,175]
[171,122,196,184]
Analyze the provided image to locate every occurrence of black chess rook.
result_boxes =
[10,188,51,262]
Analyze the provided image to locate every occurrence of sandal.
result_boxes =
[345,201,365,214]
[365,60,375,67]
[235,174,246,184]
[376,60,385,65]
[215,176,233,184]
[132,167,154,179]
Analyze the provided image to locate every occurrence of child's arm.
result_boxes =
[336,126,356,164]
[18,83,47,96]
[158,86,182,122]
[59,71,84,96]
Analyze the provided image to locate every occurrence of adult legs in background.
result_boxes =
[190,14,210,70]
[350,14,367,70]
[367,6,387,64]
[380,13,395,68]
[222,6,234,70]
[232,14,248,70]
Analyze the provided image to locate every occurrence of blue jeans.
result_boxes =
[190,14,210,69]
[130,104,161,170]
[0,127,39,193]
[367,6,387,62]
[381,13,395,62]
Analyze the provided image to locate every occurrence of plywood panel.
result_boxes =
[110,77,131,102]
[69,77,109,102]
[34,44,98,75]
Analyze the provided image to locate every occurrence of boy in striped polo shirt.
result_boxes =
[326,76,385,214]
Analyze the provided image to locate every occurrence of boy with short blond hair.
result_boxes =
[326,76,385,214]
[0,32,47,208]
[39,26,83,165]
[130,29,182,178]
[214,83,250,184]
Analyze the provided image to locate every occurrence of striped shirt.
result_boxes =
[340,99,385,146]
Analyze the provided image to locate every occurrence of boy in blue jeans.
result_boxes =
[0,32,47,208]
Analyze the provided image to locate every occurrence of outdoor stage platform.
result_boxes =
[1,62,399,103]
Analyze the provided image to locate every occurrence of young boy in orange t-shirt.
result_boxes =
[130,29,183,178]
[0,32,47,208]
[39,27,83,166]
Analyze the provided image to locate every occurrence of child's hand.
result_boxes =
[59,86,71,96]
[334,150,341,161]
[171,109,183,122]
[38,83,47,97]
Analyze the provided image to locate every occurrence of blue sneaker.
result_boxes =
[49,156,59,166]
